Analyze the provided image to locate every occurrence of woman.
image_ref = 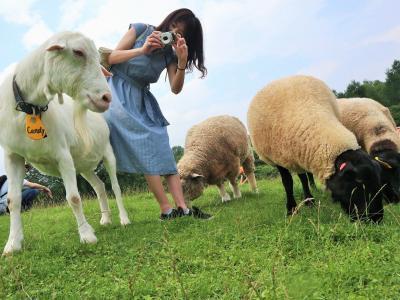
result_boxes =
[105,8,211,220]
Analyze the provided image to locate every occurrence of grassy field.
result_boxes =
[1,178,400,299]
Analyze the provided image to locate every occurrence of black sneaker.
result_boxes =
[160,208,180,221]
[177,206,213,220]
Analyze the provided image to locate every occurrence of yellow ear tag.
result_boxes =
[374,156,392,169]
[25,114,47,140]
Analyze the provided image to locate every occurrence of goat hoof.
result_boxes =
[3,238,23,255]
[100,216,112,225]
[120,216,131,226]
[79,223,97,244]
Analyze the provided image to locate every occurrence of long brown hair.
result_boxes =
[156,8,207,78]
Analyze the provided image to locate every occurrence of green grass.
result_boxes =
[1,178,400,299]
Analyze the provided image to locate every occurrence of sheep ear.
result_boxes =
[191,173,204,179]
[46,43,65,51]
[374,156,393,169]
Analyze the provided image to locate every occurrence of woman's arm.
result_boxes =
[24,181,53,198]
[108,28,164,65]
[167,36,188,94]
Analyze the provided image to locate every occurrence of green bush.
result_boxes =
[389,104,400,125]
[254,164,278,179]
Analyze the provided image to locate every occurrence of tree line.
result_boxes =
[333,60,400,124]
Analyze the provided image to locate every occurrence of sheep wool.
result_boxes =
[337,98,400,153]
[247,75,360,182]
[179,115,255,183]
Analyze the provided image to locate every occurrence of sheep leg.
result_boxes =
[298,173,315,207]
[3,153,25,255]
[246,172,258,193]
[277,166,297,215]
[103,144,130,225]
[218,183,231,202]
[58,153,97,244]
[243,155,258,193]
[81,171,112,225]
[229,178,241,198]
[306,172,317,189]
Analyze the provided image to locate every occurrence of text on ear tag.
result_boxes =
[25,114,47,140]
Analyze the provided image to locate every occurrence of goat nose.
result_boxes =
[102,93,112,103]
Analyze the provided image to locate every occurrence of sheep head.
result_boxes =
[326,149,384,223]
[372,149,400,203]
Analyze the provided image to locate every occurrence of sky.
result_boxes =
[0,0,399,174]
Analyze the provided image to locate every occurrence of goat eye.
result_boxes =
[73,49,85,57]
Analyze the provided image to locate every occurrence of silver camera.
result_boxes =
[160,32,177,46]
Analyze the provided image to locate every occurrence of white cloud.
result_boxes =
[76,0,192,48]
[201,0,325,67]
[58,0,88,30]
[0,0,53,50]
[22,19,53,49]
[0,0,39,25]
[363,25,400,45]
[297,60,339,80]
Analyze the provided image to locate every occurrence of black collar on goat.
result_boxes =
[13,75,48,116]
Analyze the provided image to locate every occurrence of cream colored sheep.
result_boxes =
[337,98,400,154]
[247,75,384,222]
[178,115,257,203]
[338,97,400,202]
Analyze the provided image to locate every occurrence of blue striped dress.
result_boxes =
[104,23,178,175]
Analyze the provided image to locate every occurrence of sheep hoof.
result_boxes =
[221,194,232,202]
[233,191,242,199]
[304,197,315,207]
[79,223,97,244]
[287,207,298,216]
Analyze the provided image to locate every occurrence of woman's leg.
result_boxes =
[145,175,173,213]
[165,174,188,209]
[21,188,39,211]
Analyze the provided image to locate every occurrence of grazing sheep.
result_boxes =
[247,75,384,222]
[0,31,129,255]
[178,115,257,204]
[338,98,400,202]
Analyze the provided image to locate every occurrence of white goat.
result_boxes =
[0,31,130,255]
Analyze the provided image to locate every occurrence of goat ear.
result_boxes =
[101,66,113,77]
[46,44,65,51]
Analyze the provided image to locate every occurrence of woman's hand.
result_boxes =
[41,187,53,199]
[173,35,188,68]
[141,31,163,54]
